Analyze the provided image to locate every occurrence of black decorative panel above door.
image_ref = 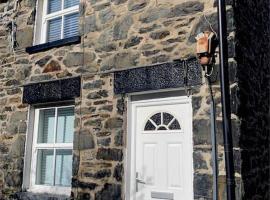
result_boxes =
[114,57,201,94]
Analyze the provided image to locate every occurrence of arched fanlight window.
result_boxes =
[144,112,181,131]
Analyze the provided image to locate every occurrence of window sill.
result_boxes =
[14,191,70,200]
[25,36,81,54]
[28,185,71,196]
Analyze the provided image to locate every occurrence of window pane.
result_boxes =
[37,109,55,143]
[56,107,74,143]
[150,113,161,126]
[48,0,62,14]
[47,17,62,42]
[63,13,79,38]
[168,119,181,130]
[64,0,79,9]
[55,149,72,186]
[144,120,156,131]
[157,126,167,130]
[163,112,174,125]
[36,149,54,185]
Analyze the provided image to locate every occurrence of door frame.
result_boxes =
[125,94,193,200]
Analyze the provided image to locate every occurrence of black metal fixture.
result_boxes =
[195,2,236,197]
[196,31,219,200]
[217,0,236,199]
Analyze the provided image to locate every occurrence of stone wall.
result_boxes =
[0,0,241,199]
[234,1,270,199]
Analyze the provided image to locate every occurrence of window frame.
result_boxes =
[35,0,79,45]
[24,104,74,195]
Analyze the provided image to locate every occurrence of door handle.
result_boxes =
[136,178,146,184]
[136,178,146,192]
[136,172,146,192]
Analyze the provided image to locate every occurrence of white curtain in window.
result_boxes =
[35,106,74,187]
[56,107,74,143]
[36,150,54,185]
[38,109,55,143]
[55,150,72,186]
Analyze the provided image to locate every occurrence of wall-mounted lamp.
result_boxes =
[196,31,218,67]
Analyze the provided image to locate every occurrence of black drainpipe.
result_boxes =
[217,0,236,199]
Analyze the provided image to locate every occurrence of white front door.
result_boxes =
[128,96,193,200]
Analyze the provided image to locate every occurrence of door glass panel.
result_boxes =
[144,112,181,132]
[163,112,174,125]
[37,109,55,143]
[168,119,181,130]
[56,107,74,143]
[144,120,156,131]
[55,149,72,186]
[36,149,54,185]
[157,126,167,130]
[150,113,161,126]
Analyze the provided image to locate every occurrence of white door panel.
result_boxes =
[129,96,193,200]
[167,143,183,189]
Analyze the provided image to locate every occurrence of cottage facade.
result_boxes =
[0,0,268,199]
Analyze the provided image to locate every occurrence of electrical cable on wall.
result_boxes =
[195,30,219,200]
[206,69,219,200]
[2,0,20,53]
[203,13,218,37]
[75,0,87,197]
[182,59,192,97]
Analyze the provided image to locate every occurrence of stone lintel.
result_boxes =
[114,57,202,94]
[23,76,81,104]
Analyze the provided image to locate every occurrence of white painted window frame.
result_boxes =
[34,0,79,45]
[125,92,193,200]
[25,105,74,195]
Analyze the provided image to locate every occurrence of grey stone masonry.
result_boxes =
[0,0,242,199]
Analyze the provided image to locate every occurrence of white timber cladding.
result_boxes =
[34,0,79,45]
[24,105,74,195]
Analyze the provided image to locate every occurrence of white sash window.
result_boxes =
[27,105,74,194]
[34,0,79,44]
